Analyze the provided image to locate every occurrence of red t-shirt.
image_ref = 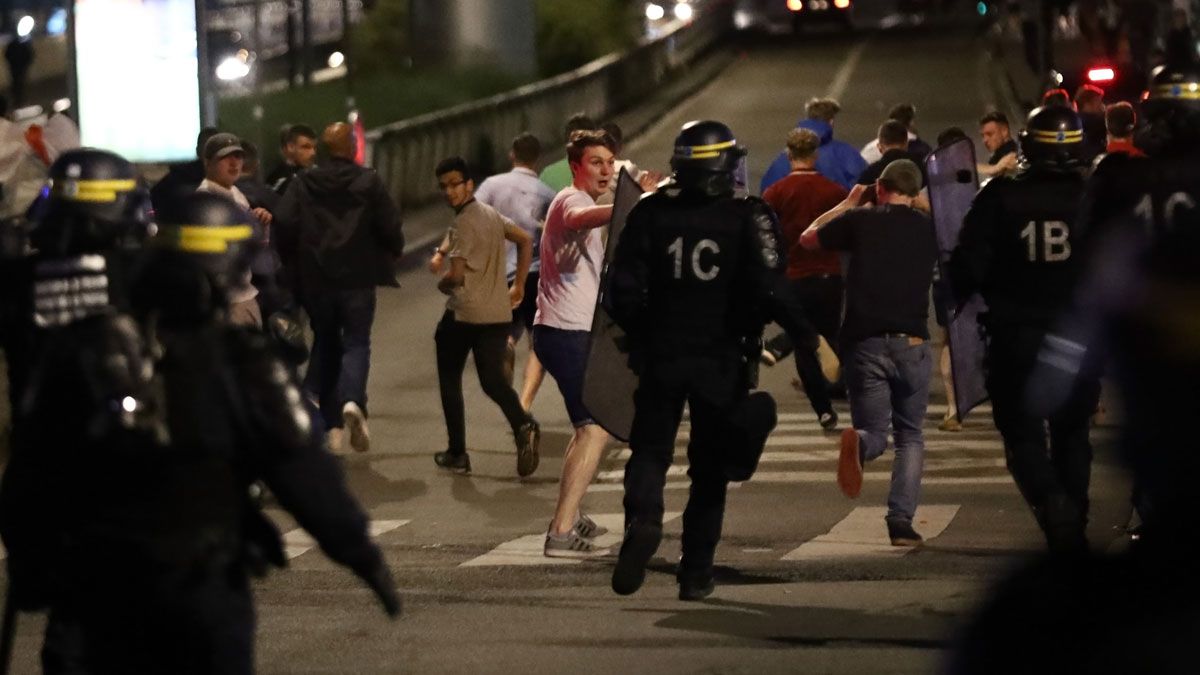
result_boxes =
[762,170,847,279]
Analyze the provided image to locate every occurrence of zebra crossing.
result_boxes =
[595,405,1016,489]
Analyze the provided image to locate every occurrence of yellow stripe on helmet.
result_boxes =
[50,178,139,204]
[1030,130,1084,144]
[674,139,738,159]
[1153,83,1200,100]
[166,225,255,254]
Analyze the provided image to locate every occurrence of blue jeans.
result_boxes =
[302,287,376,429]
[844,336,932,523]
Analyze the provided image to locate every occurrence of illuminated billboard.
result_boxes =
[73,0,203,163]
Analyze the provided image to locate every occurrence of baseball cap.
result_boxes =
[877,159,922,197]
[203,133,244,162]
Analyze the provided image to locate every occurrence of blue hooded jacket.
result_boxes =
[759,118,868,194]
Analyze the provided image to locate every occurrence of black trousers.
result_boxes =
[435,311,530,454]
[986,324,1100,536]
[768,276,833,417]
[42,571,255,675]
[623,353,742,576]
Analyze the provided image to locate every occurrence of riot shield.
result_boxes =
[926,139,989,420]
[581,168,642,441]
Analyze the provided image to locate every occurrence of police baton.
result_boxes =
[0,581,17,675]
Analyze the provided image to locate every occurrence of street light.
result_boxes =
[216,51,252,81]
[17,16,35,38]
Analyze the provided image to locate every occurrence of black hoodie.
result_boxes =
[274,158,404,292]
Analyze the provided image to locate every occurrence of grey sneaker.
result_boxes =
[544,528,610,559]
[576,513,609,539]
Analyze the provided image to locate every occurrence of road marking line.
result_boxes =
[781,505,959,561]
[826,39,870,101]
[459,512,681,567]
[283,519,410,560]
[747,471,1010,486]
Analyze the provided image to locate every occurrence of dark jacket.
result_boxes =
[760,118,867,193]
[149,160,205,214]
[608,190,784,358]
[274,158,404,293]
[857,148,930,187]
[266,162,304,196]
[948,167,1085,328]
[1079,112,1107,165]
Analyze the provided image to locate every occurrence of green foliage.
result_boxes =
[535,0,640,76]
[350,0,410,76]
[217,66,529,160]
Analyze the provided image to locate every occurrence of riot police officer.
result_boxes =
[0,150,149,417]
[2,186,399,674]
[607,120,783,601]
[1034,61,1200,548]
[945,64,1200,674]
[948,106,1099,554]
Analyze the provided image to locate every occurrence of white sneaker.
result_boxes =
[326,427,347,455]
[343,402,370,453]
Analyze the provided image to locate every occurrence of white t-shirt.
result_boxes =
[534,186,605,331]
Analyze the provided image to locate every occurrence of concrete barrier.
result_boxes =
[365,6,733,210]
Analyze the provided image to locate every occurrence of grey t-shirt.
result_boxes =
[447,200,514,325]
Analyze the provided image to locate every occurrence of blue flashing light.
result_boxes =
[977,1,987,16]
[47,8,67,36]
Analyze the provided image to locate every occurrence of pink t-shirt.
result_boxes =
[534,186,605,331]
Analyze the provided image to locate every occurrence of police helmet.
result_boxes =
[670,120,747,195]
[152,191,262,294]
[1018,106,1085,170]
[29,148,151,257]
[1145,62,1200,114]
[1138,62,1200,154]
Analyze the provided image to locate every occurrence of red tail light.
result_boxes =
[1087,67,1115,83]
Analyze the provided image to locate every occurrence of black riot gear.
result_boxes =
[669,120,748,197]
[135,192,262,326]
[29,148,151,258]
[949,128,1097,554]
[1138,62,1200,155]
[153,191,262,293]
[1,183,397,675]
[1018,106,1086,171]
[606,134,783,599]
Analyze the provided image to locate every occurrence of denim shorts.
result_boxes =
[532,324,594,427]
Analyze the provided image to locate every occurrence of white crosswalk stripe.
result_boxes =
[460,512,681,567]
[781,505,960,560]
[282,519,411,560]
[597,421,1013,486]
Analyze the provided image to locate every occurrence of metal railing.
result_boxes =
[365,6,733,208]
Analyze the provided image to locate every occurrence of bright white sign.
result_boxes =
[74,0,202,163]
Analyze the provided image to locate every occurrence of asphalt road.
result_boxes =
[2,15,1132,675]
